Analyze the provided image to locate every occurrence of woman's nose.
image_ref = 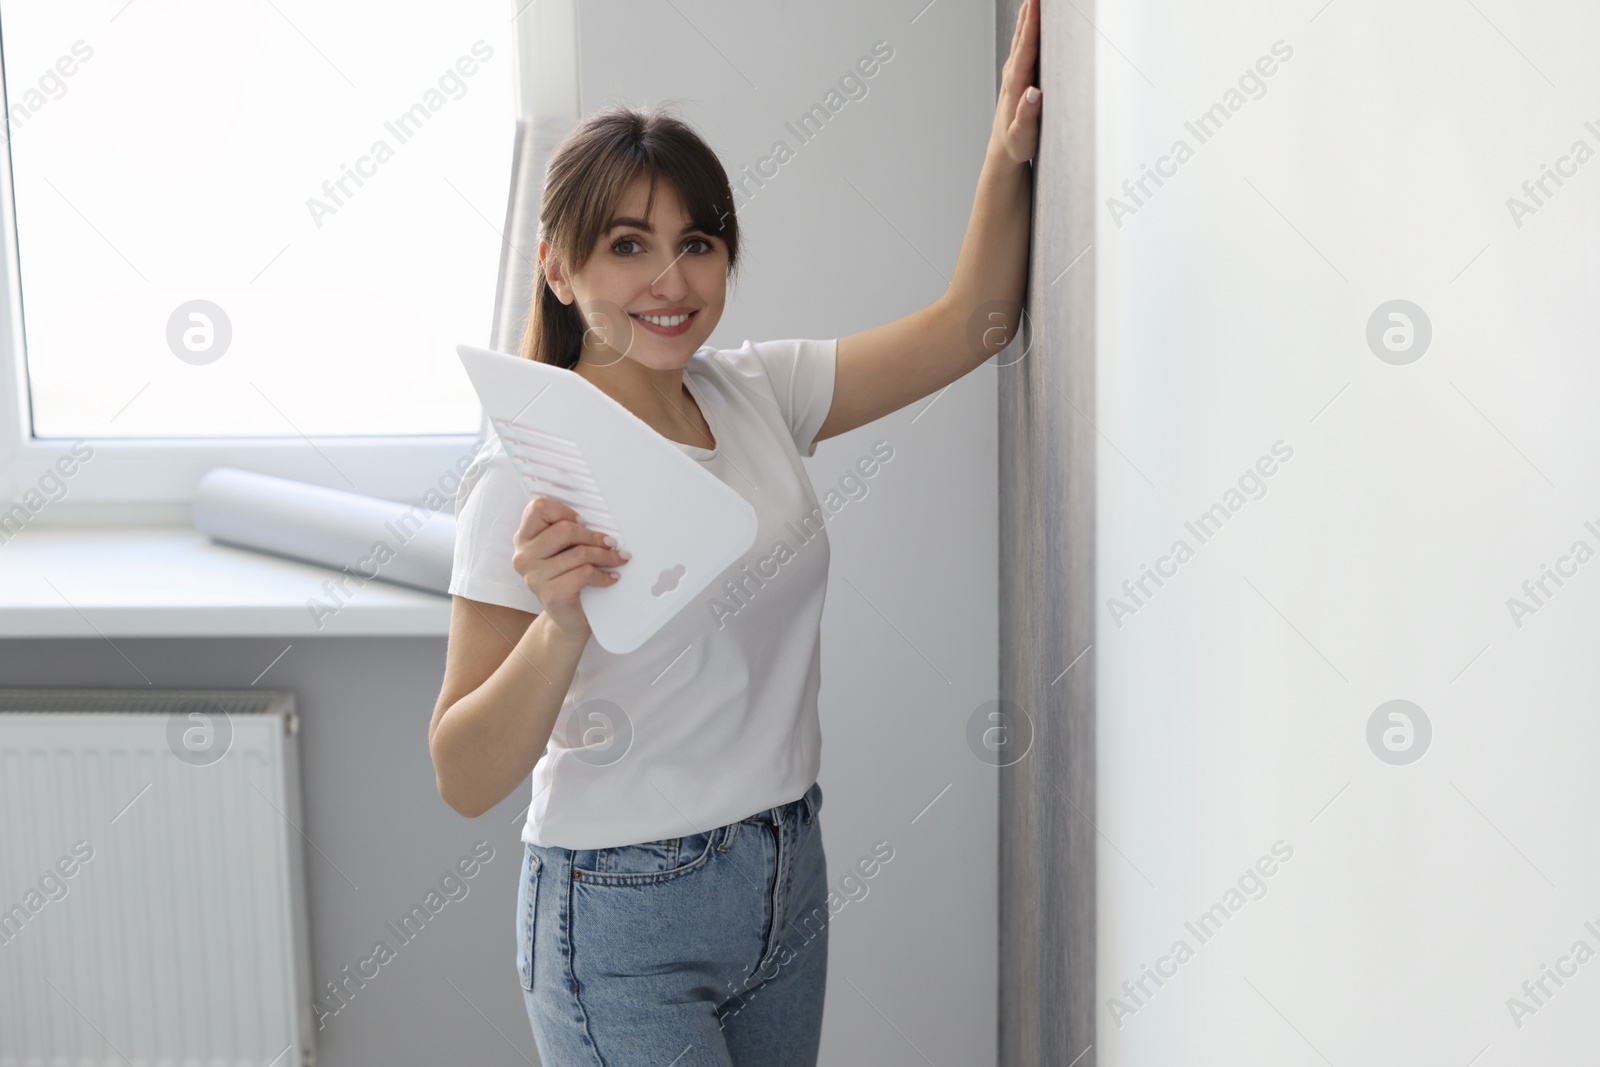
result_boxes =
[647,251,690,296]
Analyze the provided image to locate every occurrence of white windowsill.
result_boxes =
[0,525,452,638]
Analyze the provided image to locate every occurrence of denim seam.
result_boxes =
[757,818,789,970]
[560,850,609,1067]
[520,844,540,993]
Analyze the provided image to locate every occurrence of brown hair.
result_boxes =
[519,104,741,369]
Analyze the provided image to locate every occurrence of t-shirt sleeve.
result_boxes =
[749,337,838,458]
[448,435,544,614]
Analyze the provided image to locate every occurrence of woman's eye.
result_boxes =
[612,236,712,256]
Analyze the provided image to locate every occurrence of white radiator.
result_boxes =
[0,688,315,1067]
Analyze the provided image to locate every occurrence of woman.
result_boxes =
[429,2,1039,1062]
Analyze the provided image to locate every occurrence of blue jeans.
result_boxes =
[517,780,828,1066]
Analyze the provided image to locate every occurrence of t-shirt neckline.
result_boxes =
[676,357,719,460]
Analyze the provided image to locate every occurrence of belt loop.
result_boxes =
[801,784,817,824]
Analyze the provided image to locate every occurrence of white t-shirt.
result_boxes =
[448,337,838,849]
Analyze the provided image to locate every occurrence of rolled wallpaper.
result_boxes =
[191,467,455,595]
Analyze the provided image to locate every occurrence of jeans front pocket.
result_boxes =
[516,843,541,992]
[571,826,724,886]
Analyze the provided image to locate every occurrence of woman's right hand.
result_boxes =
[511,496,630,640]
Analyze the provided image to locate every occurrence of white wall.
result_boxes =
[578,3,1000,1064]
[1097,1,1600,1062]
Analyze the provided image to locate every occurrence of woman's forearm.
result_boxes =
[945,142,1034,327]
[431,612,589,818]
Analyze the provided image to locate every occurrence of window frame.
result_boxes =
[0,2,577,515]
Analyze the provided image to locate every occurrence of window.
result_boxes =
[0,0,518,503]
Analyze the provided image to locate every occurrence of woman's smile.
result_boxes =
[630,307,698,337]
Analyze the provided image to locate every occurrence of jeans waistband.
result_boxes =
[744,782,818,827]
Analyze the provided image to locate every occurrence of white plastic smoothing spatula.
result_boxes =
[457,343,758,654]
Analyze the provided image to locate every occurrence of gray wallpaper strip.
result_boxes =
[996,1,1097,1065]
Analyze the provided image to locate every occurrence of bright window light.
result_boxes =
[1,0,514,438]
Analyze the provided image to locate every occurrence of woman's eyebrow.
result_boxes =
[605,217,705,234]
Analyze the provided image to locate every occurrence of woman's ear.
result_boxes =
[539,240,573,305]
